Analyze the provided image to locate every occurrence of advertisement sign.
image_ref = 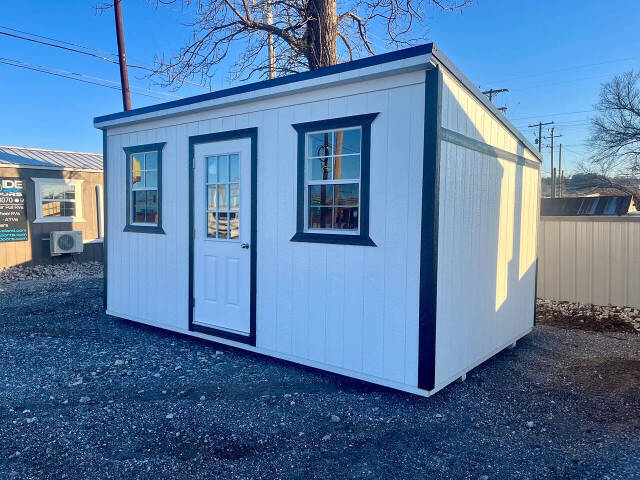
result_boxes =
[0,178,28,242]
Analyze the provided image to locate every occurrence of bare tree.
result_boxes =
[141,0,472,86]
[588,70,640,176]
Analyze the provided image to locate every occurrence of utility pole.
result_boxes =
[528,121,554,153]
[113,0,131,111]
[497,106,507,115]
[558,143,563,198]
[266,0,275,79]
[481,88,509,103]
[545,127,562,198]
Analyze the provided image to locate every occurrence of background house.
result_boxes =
[0,145,103,268]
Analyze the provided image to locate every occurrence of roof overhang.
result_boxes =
[94,42,541,161]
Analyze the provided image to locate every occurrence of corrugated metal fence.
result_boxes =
[538,216,640,308]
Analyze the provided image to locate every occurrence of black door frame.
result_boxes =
[188,128,258,346]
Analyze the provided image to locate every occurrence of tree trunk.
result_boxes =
[304,0,338,69]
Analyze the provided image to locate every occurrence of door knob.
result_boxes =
[241,242,250,249]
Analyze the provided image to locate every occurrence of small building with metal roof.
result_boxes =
[0,145,104,268]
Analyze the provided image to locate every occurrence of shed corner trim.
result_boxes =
[417,65,443,392]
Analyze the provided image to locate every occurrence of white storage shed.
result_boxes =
[94,43,541,396]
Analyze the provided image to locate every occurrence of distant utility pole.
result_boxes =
[497,106,508,115]
[558,143,563,198]
[113,0,131,111]
[528,121,554,153]
[545,127,562,198]
[482,88,509,103]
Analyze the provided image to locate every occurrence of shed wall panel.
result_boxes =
[106,72,425,388]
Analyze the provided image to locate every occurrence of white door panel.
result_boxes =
[193,139,251,335]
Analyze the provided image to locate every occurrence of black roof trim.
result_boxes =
[94,44,433,125]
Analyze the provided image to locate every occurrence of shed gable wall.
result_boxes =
[434,69,540,390]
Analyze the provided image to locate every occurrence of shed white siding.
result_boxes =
[105,71,426,390]
[433,69,540,391]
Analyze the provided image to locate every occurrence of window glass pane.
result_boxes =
[207,156,217,183]
[218,212,228,239]
[133,169,145,188]
[230,183,239,211]
[229,212,239,239]
[309,157,331,181]
[62,202,76,217]
[133,191,147,222]
[308,131,333,158]
[51,185,65,199]
[334,129,361,155]
[64,185,76,200]
[41,185,56,200]
[309,185,333,206]
[207,212,217,238]
[309,206,332,229]
[42,201,61,217]
[145,169,158,188]
[132,155,144,185]
[218,155,229,183]
[218,184,228,210]
[146,191,158,223]
[145,152,158,171]
[229,154,239,183]
[334,207,358,230]
[333,155,360,180]
[334,184,359,206]
[207,185,217,210]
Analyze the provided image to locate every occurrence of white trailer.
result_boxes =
[94,43,541,396]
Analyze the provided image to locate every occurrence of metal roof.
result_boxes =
[541,196,632,216]
[0,145,102,171]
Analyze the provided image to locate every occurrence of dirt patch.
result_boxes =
[536,299,639,334]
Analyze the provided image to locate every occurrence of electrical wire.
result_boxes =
[0,57,183,100]
[0,25,211,91]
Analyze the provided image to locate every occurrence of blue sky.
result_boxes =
[1,0,639,175]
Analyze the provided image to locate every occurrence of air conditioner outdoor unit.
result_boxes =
[50,231,84,255]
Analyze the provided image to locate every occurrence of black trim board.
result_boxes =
[291,113,378,246]
[417,66,442,392]
[123,142,166,234]
[188,128,258,346]
[102,129,108,310]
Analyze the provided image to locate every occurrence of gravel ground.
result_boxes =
[1,270,639,480]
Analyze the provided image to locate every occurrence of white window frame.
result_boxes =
[32,178,84,223]
[303,126,362,235]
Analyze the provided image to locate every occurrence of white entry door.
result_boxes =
[193,139,252,336]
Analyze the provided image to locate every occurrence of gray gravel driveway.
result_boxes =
[1,275,639,480]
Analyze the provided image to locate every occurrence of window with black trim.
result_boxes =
[123,142,165,234]
[291,113,378,246]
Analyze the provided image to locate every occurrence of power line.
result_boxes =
[510,109,595,121]
[0,25,211,91]
[0,57,182,100]
[484,56,640,84]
